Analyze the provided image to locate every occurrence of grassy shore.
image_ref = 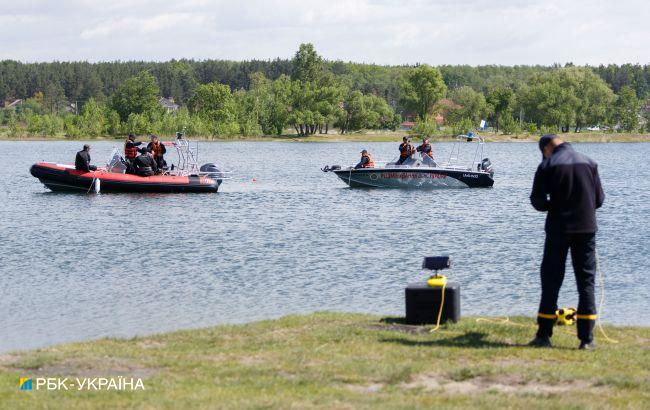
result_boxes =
[1,312,648,409]
[1,131,649,143]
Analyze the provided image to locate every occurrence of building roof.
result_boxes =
[159,97,179,110]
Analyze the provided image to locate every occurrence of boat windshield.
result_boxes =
[105,148,127,173]
[386,153,438,168]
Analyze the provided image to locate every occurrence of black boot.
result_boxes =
[528,336,552,347]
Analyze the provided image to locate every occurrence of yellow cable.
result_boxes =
[429,281,446,333]
[595,250,619,344]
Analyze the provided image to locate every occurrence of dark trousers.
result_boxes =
[537,233,597,342]
[155,156,166,170]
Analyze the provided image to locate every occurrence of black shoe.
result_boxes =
[528,337,552,348]
[579,341,596,350]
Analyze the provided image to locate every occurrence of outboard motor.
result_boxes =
[480,158,492,172]
[200,163,224,181]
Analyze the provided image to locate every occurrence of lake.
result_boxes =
[1,139,648,353]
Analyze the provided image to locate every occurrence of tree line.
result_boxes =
[1,44,649,138]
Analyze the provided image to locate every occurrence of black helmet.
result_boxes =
[361,149,368,154]
[403,136,409,141]
[128,134,135,140]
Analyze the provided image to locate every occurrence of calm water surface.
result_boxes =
[1,140,648,352]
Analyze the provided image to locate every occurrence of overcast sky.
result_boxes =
[1,0,648,65]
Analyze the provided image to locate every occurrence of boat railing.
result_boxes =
[446,132,487,171]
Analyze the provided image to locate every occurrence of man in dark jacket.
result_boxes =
[75,144,97,172]
[529,135,605,350]
[133,147,158,177]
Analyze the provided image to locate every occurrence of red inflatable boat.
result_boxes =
[30,135,228,193]
[30,162,221,193]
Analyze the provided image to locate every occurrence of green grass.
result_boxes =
[1,313,648,409]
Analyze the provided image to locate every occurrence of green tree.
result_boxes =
[79,97,104,137]
[446,86,491,126]
[43,83,66,115]
[125,113,151,135]
[247,73,292,135]
[291,43,324,83]
[336,90,398,133]
[487,86,514,132]
[188,82,236,125]
[557,67,614,131]
[517,68,614,132]
[517,76,576,131]
[409,117,440,138]
[110,71,160,121]
[616,86,639,132]
[400,65,447,120]
[104,108,121,136]
[265,75,292,135]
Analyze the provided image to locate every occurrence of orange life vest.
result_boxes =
[124,141,138,159]
[400,142,414,158]
[150,141,164,158]
[362,153,375,168]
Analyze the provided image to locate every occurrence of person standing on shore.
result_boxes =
[529,134,605,350]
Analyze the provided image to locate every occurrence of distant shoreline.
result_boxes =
[1,132,649,143]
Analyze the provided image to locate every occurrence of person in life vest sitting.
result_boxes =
[147,134,167,170]
[397,136,415,165]
[124,134,142,164]
[132,147,158,177]
[75,144,97,172]
[355,149,375,169]
[416,137,436,166]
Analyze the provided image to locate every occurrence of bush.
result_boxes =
[215,121,240,137]
[409,117,439,138]
[540,125,558,135]
[125,113,151,135]
[500,114,521,135]
[452,118,474,135]
[525,122,538,134]
[104,109,121,136]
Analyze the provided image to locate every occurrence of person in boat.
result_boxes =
[528,135,605,350]
[124,134,142,164]
[133,147,158,177]
[416,138,433,158]
[147,134,167,171]
[397,136,415,165]
[416,138,436,166]
[75,144,97,172]
[355,149,375,169]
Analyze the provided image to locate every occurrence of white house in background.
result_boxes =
[159,97,180,113]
